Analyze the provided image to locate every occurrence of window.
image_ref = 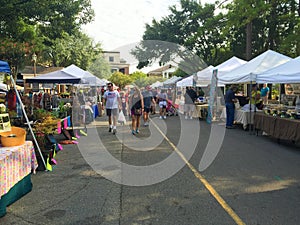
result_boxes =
[109,56,114,62]
[111,68,118,73]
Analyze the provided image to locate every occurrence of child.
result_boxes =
[120,91,128,116]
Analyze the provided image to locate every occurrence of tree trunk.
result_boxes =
[246,22,252,60]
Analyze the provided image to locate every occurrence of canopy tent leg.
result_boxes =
[9,74,47,170]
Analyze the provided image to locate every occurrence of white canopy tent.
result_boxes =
[150,81,163,88]
[215,56,247,76]
[218,50,291,84]
[163,76,182,86]
[196,65,215,86]
[195,56,247,86]
[84,70,107,86]
[176,76,193,87]
[63,65,98,85]
[256,56,300,83]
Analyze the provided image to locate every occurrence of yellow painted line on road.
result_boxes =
[151,120,246,225]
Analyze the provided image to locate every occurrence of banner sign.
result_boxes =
[206,69,218,124]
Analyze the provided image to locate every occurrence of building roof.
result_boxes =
[148,64,173,74]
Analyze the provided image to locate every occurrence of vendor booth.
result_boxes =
[253,56,300,141]
[0,60,38,217]
[218,50,292,129]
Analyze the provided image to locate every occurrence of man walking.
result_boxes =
[102,83,121,134]
[184,87,197,119]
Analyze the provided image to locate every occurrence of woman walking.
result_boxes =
[129,87,144,135]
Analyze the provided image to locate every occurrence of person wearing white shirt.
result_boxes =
[102,83,121,134]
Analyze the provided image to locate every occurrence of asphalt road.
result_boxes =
[1,114,300,225]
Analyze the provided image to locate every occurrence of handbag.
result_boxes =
[134,108,142,115]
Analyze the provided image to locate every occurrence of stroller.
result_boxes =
[166,100,179,116]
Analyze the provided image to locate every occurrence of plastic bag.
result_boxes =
[118,111,126,125]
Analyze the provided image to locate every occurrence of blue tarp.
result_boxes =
[0,60,10,73]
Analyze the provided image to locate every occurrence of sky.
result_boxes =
[82,0,218,51]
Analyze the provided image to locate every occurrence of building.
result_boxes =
[147,64,176,79]
[102,51,130,74]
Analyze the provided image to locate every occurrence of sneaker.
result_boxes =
[112,129,117,134]
[135,129,139,134]
[226,126,235,129]
[131,130,135,135]
[108,127,112,132]
[190,116,193,120]
[144,122,149,126]
[185,116,188,119]
[164,116,167,119]
[159,116,162,119]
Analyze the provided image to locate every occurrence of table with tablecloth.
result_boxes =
[192,104,209,118]
[220,108,260,129]
[0,141,38,217]
[254,113,300,142]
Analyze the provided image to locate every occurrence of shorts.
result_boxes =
[131,108,142,116]
[159,101,167,108]
[144,107,151,113]
[184,104,195,112]
[106,108,118,117]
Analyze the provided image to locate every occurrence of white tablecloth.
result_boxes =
[220,108,261,129]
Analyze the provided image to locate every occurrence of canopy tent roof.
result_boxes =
[62,64,96,84]
[218,50,291,84]
[196,57,247,84]
[26,70,81,84]
[83,70,107,86]
[216,56,247,75]
[150,81,163,88]
[176,76,193,87]
[256,56,300,83]
[0,60,10,73]
[163,76,182,85]
[196,65,215,82]
[26,64,100,84]
[94,77,108,86]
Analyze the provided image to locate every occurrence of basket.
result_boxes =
[0,126,26,147]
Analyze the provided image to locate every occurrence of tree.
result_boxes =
[131,0,229,72]
[0,38,36,76]
[224,0,299,59]
[130,71,147,81]
[88,55,111,79]
[129,71,148,88]
[0,0,94,41]
[109,72,132,90]
[0,0,94,72]
[44,32,102,69]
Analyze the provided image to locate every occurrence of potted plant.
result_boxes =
[32,114,61,170]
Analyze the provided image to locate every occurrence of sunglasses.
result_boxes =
[107,86,112,88]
